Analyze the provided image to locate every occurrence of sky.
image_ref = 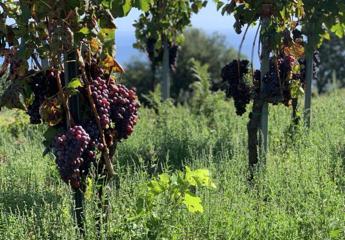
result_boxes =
[115,1,260,67]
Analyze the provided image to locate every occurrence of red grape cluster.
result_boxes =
[221,60,252,116]
[27,70,60,124]
[53,126,91,189]
[109,83,139,140]
[299,51,320,86]
[261,55,296,106]
[90,77,111,129]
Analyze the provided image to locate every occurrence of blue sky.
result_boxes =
[115,1,260,67]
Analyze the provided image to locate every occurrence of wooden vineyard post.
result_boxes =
[304,24,316,129]
[161,41,170,100]
[247,17,270,180]
[64,52,85,235]
[259,17,270,161]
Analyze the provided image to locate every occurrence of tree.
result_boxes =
[301,0,345,127]
[124,28,239,101]
[171,29,239,99]
[318,36,345,93]
[133,0,207,99]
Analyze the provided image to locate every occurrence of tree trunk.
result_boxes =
[247,17,270,180]
[151,62,156,92]
[161,41,170,100]
[247,96,265,180]
[304,49,313,128]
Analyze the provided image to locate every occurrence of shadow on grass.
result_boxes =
[0,190,61,214]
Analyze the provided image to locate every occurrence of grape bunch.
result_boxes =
[262,56,295,106]
[300,51,320,83]
[88,59,105,79]
[90,77,111,129]
[27,70,60,124]
[108,83,139,140]
[221,60,252,116]
[53,126,91,189]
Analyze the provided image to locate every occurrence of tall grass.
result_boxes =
[0,91,344,239]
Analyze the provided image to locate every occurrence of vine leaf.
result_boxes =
[133,0,152,12]
[0,79,32,111]
[102,54,124,73]
[185,166,216,189]
[66,78,83,90]
[183,193,204,213]
[331,23,345,38]
[39,97,64,126]
[42,126,64,152]
[98,27,115,55]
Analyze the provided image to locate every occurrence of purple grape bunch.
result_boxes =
[53,126,91,189]
[108,83,139,140]
[221,60,252,116]
[90,77,111,129]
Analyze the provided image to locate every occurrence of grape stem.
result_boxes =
[77,48,115,177]
[85,85,115,177]
[55,70,73,128]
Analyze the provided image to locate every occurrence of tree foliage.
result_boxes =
[134,0,207,65]
[318,36,345,93]
[123,29,239,101]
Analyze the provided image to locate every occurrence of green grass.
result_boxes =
[0,91,344,239]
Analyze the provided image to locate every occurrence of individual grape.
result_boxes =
[90,77,111,129]
[53,126,91,189]
[108,83,140,140]
[221,60,252,116]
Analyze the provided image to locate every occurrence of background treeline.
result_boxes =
[121,28,345,102]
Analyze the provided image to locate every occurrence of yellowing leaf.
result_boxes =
[39,97,63,126]
[183,193,204,213]
[102,55,124,73]
[90,38,101,54]
[284,42,305,58]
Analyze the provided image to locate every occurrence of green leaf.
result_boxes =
[133,0,152,12]
[79,27,90,35]
[183,193,204,213]
[148,180,163,195]
[66,78,83,90]
[111,0,132,17]
[98,27,115,55]
[43,126,63,149]
[331,23,345,38]
[101,0,113,9]
[185,166,216,189]
[158,173,170,188]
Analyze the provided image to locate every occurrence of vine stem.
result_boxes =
[55,69,73,128]
[85,85,115,177]
[78,55,116,178]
